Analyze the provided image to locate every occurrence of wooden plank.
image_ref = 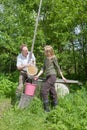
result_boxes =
[55,79,80,84]
[37,78,82,85]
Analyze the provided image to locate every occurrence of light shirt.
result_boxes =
[16,52,35,71]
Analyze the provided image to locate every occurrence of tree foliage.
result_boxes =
[0,0,87,81]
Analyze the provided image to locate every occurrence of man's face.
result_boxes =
[22,47,28,57]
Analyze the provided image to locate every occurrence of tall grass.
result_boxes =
[0,74,87,130]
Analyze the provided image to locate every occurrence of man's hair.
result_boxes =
[20,44,27,51]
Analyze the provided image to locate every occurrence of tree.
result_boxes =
[0,0,87,81]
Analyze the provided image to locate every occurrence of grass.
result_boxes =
[0,97,48,130]
[0,87,87,130]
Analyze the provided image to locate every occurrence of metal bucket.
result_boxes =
[25,83,36,96]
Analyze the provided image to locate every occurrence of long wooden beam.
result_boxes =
[37,78,82,85]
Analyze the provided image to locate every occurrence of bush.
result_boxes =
[46,88,87,130]
[0,74,17,98]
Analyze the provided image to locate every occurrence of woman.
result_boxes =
[35,45,66,112]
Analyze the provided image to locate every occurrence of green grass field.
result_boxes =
[0,87,87,130]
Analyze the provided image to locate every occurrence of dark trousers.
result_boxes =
[16,71,32,95]
[40,75,57,103]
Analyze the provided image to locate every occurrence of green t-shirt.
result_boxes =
[42,56,61,76]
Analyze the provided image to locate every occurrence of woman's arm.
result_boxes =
[34,69,43,80]
[53,57,67,81]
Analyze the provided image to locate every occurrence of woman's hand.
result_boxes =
[34,69,43,80]
[34,75,39,80]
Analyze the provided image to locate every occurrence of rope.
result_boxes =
[31,0,43,53]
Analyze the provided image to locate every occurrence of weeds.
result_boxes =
[0,75,87,130]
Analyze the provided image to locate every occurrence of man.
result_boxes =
[16,44,36,98]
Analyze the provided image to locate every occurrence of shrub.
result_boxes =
[46,88,87,130]
[0,74,17,98]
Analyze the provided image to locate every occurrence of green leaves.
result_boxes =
[0,75,17,98]
[46,88,87,129]
[0,0,87,80]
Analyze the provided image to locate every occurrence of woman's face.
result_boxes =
[44,50,51,57]
[22,47,28,57]
[44,45,54,57]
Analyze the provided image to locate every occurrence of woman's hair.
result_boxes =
[20,44,27,51]
[44,45,55,57]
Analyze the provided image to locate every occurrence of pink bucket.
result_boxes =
[25,83,36,96]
